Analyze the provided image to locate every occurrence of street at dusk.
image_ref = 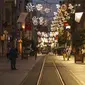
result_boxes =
[0,54,85,85]
[0,0,85,85]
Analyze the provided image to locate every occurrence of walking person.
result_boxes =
[9,46,18,70]
[53,48,57,55]
[31,40,38,60]
[34,46,38,60]
[7,51,9,60]
[66,46,71,61]
[81,47,85,56]
[62,48,66,61]
[6,47,11,60]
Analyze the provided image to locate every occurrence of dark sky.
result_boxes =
[32,0,63,20]
[32,0,63,32]
[33,0,60,3]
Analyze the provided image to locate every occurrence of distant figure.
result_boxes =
[7,52,9,60]
[62,48,66,61]
[34,46,38,60]
[6,47,11,59]
[54,48,57,55]
[81,47,85,56]
[31,40,37,60]
[9,46,18,70]
[66,46,71,60]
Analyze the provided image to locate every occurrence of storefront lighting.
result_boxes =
[66,25,71,29]
[22,23,25,29]
[1,35,5,40]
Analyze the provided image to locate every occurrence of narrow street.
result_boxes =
[20,54,83,85]
[0,0,85,85]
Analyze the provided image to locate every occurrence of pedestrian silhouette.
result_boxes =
[31,40,37,60]
[9,46,18,70]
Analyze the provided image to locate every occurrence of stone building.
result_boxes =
[0,0,16,56]
[0,0,27,56]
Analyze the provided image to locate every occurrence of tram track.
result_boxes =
[53,56,83,85]
[55,61,83,85]
[52,60,66,85]
[20,54,82,85]
[36,55,66,85]
[36,55,46,85]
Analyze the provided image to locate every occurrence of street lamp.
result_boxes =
[75,12,83,23]
[72,4,84,47]
[71,3,85,63]
[17,12,28,58]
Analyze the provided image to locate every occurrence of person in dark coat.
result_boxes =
[31,40,37,60]
[9,46,18,70]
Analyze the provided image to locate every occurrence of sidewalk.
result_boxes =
[0,54,43,85]
[56,55,85,85]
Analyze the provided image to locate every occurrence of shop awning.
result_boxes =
[17,12,28,23]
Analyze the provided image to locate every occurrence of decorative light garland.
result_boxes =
[51,3,75,32]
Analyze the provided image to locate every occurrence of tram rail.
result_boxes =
[36,55,66,85]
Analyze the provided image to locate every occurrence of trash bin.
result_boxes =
[75,53,84,63]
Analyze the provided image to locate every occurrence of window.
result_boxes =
[5,8,10,23]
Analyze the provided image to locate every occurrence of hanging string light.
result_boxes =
[39,17,44,25]
[44,8,50,13]
[32,16,38,25]
[26,3,35,12]
[56,4,60,9]
[51,2,76,32]
[36,4,43,11]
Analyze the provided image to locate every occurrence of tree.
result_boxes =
[22,37,31,47]
[80,29,85,45]
[58,32,67,46]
